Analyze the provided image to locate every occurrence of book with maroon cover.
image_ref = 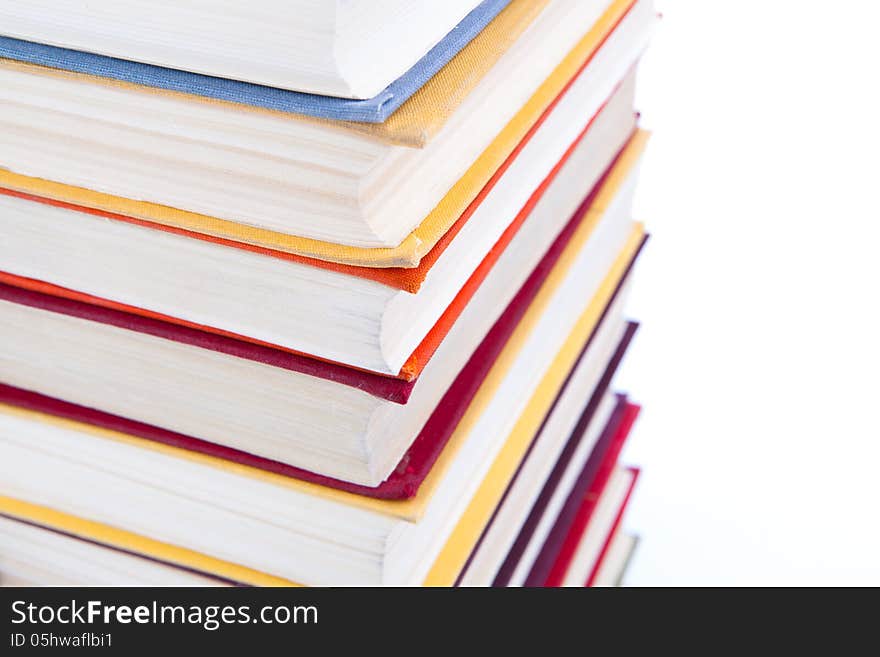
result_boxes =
[0,220,648,500]
[524,400,640,586]
[585,467,641,587]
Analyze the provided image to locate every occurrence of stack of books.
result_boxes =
[0,0,657,587]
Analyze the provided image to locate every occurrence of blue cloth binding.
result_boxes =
[0,0,510,124]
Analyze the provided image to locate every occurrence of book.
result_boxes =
[591,530,639,587]
[0,514,227,587]
[0,75,643,377]
[0,128,646,488]
[0,0,655,256]
[0,228,644,586]
[0,1,502,103]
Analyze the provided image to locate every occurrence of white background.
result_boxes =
[617,0,880,585]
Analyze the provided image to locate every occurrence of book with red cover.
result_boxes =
[0,230,647,501]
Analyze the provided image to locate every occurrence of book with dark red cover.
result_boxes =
[0,230,647,501]
[527,400,640,587]
[585,466,641,587]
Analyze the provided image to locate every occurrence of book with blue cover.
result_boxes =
[0,0,510,122]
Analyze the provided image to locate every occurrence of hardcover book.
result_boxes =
[493,392,639,586]
[591,530,640,587]
[0,1,508,108]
